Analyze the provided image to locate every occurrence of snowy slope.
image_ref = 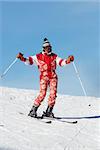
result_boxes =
[0,87,100,150]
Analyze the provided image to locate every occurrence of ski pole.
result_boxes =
[0,58,18,79]
[72,62,87,96]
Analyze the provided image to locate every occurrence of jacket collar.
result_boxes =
[42,51,52,55]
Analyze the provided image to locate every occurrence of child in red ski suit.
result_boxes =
[17,38,74,118]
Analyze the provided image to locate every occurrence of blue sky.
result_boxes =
[0,1,99,97]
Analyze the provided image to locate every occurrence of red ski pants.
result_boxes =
[34,76,58,107]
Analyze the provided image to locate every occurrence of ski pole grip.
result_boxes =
[19,52,24,56]
[17,52,24,59]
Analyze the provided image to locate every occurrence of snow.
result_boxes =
[0,86,100,150]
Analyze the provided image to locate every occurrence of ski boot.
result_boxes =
[42,106,54,118]
[28,105,39,118]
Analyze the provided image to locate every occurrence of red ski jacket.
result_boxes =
[25,52,67,79]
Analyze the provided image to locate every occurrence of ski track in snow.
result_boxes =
[0,87,100,150]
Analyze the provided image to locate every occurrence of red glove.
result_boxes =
[66,55,74,64]
[16,52,26,62]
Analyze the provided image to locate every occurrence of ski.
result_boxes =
[19,112,77,124]
[42,116,78,124]
[36,116,52,124]
[19,112,52,124]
